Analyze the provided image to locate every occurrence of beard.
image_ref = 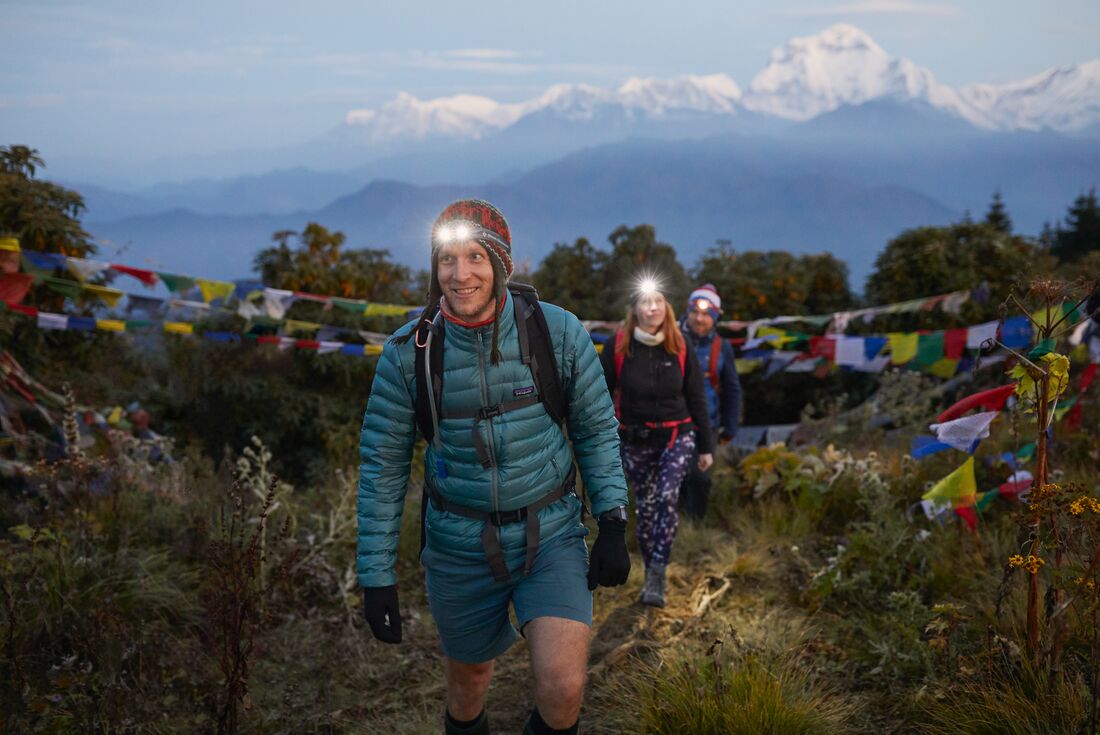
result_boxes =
[443,288,496,321]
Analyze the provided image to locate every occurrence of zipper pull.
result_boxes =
[436,454,448,479]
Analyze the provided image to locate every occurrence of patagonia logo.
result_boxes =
[513,385,535,397]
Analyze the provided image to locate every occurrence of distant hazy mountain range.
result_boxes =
[72,24,1099,290]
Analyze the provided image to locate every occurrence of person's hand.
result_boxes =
[362,585,402,643]
[587,518,630,590]
[698,453,714,471]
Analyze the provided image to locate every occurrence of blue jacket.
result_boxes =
[357,291,629,587]
[681,322,741,439]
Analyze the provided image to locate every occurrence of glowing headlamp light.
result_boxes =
[433,220,507,249]
[636,277,660,299]
[694,298,713,312]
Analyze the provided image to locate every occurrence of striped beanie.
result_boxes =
[431,199,513,278]
[688,283,722,319]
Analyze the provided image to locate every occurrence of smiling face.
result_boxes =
[436,239,497,323]
[634,293,666,334]
[687,302,715,337]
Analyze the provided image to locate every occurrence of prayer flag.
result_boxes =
[936,384,1016,423]
[929,411,998,452]
[159,273,196,293]
[999,470,1034,497]
[82,284,124,308]
[888,333,918,365]
[923,456,977,505]
[96,319,126,332]
[197,279,235,304]
[0,273,34,304]
[163,322,194,335]
[66,257,110,282]
[110,264,158,286]
[37,312,67,330]
[966,321,998,350]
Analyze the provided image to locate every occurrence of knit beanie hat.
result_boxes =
[431,199,513,278]
[688,283,722,320]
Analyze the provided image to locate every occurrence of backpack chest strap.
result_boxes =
[443,393,543,469]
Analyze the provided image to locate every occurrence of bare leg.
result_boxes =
[525,616,591,728]
[445,657,495,721]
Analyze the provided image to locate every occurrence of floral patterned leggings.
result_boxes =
[620,431,697,568]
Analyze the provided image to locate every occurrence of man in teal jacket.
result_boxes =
[358,199,631,735]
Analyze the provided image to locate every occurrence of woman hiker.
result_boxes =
[600,279,714,607]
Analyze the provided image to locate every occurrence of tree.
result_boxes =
[984,190,1012,234]
[531,237,609,319]
[865,221,1044,323]
[603,224,690,316]
[0,145,95,257]
[693,245,854,320]
[253,222,413,303]
[1051,188,1100,262]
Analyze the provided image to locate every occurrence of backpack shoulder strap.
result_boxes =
[708,336,721,391]
[677,344,687,377]
[509,284,566,426]
[413,306,445,443]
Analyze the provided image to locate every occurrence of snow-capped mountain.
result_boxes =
[960,60,1100,133]
[340,24,1099,145]
[343,74,744,143]
[740,24,984,126]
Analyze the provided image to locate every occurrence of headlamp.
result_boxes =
[636,276,661,299]
[433,219,508,249]
[694,298,712,313]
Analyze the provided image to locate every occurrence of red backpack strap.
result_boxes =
[677,344,686,377]
[613,331,628,420]
[708,337,721,391]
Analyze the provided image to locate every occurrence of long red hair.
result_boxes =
[615,296,685,358]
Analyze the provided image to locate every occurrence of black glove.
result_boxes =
[587,518,631,590]
[362,585,402,643]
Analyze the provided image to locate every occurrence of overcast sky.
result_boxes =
[3,0,1099,168]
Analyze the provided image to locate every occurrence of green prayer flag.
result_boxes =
[41,276,82,299]
[1027,338,1057,360]
[916,332,945,366]
[331,298,367,313]
[159,272,196,293]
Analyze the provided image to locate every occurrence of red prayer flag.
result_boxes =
[295,339,320,350]
[257,335,281,345]
[110,264,159,286]
[943,328,967,360]
[936,384,1016,423]
[1080,363,1097,393]
[4,301,37,317]
[810,336,836,362]
[955,505,978,531]
[0,273,34,305]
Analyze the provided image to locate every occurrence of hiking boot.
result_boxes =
[640,563,666,608]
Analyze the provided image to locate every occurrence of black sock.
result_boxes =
[525,707,579,735]
[445,708,487,733]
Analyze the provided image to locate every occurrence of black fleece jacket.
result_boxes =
[600,333,715,454]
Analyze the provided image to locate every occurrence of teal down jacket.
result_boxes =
[357,291,629,588]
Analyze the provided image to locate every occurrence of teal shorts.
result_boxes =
[422,527,593,664]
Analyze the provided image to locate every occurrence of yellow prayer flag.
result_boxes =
[928,358,960,379]
[83,284,124,308]
[887,332,919,365]
[96,319,127,332]
[757,326,795,346]
[107,406,123,425]
[284,319,322,334]
[163,322,194,335]
[922,456,977,505]
[365,344,384,356]
[594,343,604,354]
[197,279,236,303]
[364,303,413,317]
[735,359,762,375]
